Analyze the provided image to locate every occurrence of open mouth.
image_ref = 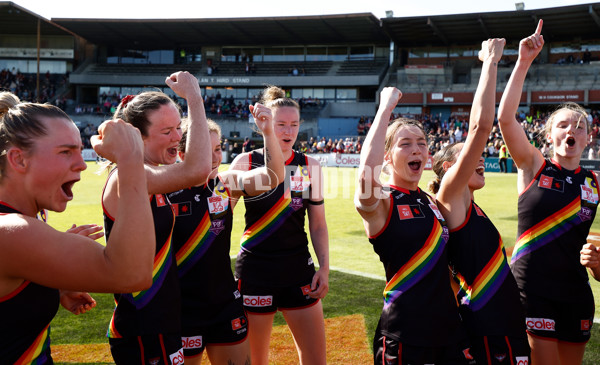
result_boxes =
[167,147,178,156]
[61,180,78,199]
[283,138,292,143]
[566,136,575,147]
[476,166,485,176]
[408,160,422,171]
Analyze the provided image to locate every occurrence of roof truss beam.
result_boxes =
[427,17,448,45]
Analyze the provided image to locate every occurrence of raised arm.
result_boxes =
[0,120,155,293]
[223,103,285,199]
[498,20,545,179]
[436,38,505,226]
[145,71,211,194]
[355,87,401,224]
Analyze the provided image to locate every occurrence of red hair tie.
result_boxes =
[121,95,135,108]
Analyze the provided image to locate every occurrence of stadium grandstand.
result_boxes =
[1,1,600,165]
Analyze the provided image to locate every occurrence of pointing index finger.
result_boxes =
[535,19,543,36]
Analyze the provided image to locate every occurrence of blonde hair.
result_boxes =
[0,103,70,180]
[0,92,20,115]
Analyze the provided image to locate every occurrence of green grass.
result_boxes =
[48,163,600,363]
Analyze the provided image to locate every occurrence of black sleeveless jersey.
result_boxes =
[102,169,181,337]
[511,159,599,301]
[0,202,59,364]
[369,186,459,347]
[235,150,315,287]
[448,201,525,336]
[167,176,238,327]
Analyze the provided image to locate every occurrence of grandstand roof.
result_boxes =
[51,14,388,49]
[0,2,74,36]
[382,3,600,47]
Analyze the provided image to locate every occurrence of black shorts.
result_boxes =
[520,289,594,343]
[181,297,248,357]
[109,333,183,365]
[238,278,318,314]
[373,333,476,365]
[468,335,530,365]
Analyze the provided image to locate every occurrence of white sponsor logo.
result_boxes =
[516,356,529,365]
[526,317,555,331]
[182,335,203,349]
[243,295,273,307]
[169,348,185,364]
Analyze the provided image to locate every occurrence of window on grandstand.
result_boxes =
[324,89,335,100]
[244,48,262,62]
[148,50,174,64]
[263,48,285,62]
[283,48,304,62]
[327,47,348,61]
[349,46,374,60]
[222,48,240,62]
[550,45,582,54]
[408,50,426,58]
[306,47,327,61]
[248,88,262,100]
[336,88,357,101]
[0,60,66,74]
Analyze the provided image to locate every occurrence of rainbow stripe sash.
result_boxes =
[240,193,295,250]
[383,219,447,308]
[455,243,510,311]
[123,232,174,309]
[14,324,50,364]
[175,211,217,276]
[511,197,581,264]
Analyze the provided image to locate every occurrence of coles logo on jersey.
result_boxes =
[429,203,444,221]
[169,348,185,365]
[207,195,229,215]
[397,205,424,220]
[182,335,203,349]
[581,177,599,204]
[231,316,248,330]
[243,295,273,307]
[155,194,167,207]
[301,285,312,295]
[538,175,564,192]
[581,319,591,331]
[526,317,555,331]
[516,357,529,365]
[172,201,192,217]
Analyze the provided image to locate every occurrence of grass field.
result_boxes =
[47,162,600,364]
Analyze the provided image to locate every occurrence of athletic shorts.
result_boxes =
[373,333,477,365]
[520,289,594,343]
[181,298,248,357]
[468,335,530,365]
[109,333,183,365]
[238,278,318,314]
